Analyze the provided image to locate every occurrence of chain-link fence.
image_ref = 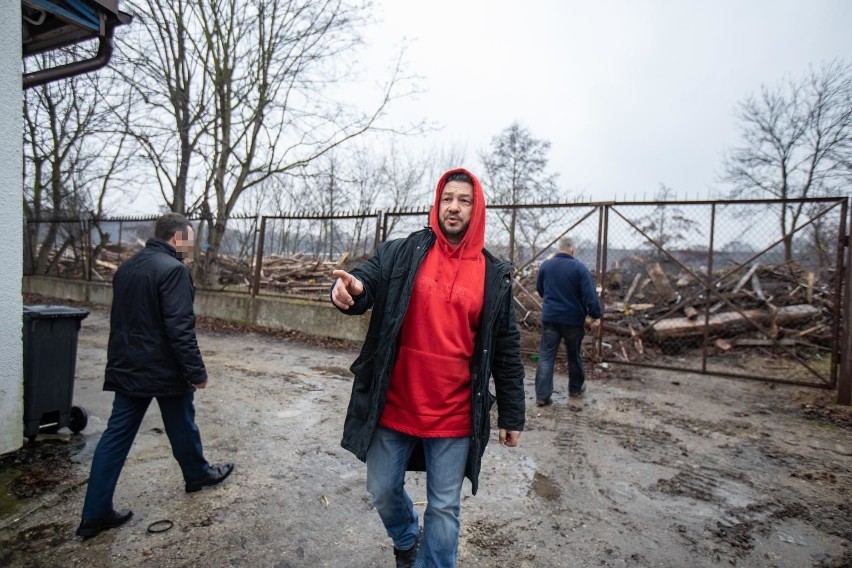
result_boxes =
[24,196,848,387]
[598,198,846,387]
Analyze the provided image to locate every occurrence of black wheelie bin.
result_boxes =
[22,304,90,442]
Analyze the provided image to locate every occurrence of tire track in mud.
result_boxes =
[587,396,784,562]
[505,405,625,567]
[720,437,852,544]
[528,404,600,502]
[521,401,702,568]
[587,393,852,565]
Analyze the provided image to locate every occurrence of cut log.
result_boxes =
[601,322,633,336]
[806,272,815,304]
[730,338,797,347]
[629,324,644,355]
[645,262,677,303]
[623,273,642,306]
[647,304,820,341]
[95,259,119,270]
[751,273,766,302]
[683,306,699,320]
[607,302,655,313]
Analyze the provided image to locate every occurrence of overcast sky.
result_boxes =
[358,0,852,202]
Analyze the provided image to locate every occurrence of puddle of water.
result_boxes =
[531,471,562,501]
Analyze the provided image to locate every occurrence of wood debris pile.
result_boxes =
[235,252,359,296]
[42,243,363,298]
[36,245,839,364]
[514,255,836,361]
[43,242,143,282]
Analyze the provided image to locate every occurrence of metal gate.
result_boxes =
[592,197,847,389]
[379,196,849,390]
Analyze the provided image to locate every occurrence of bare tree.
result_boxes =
[192,0,415,285]
[110,0,417,284]
[114,0,212,214]
[480,122,564,264]
[724,60,852,261]
[23,47,131,275]
[635,184,701,254]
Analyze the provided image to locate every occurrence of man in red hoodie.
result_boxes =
[331,169,526,568]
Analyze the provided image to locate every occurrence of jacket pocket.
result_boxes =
[347,353,376,420]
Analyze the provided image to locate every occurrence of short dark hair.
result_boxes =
[155,212,192,241]
[445,172,473,186]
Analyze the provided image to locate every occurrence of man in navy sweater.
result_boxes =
[534,237,602,406]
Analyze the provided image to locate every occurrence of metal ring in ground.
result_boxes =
[147,519,174,534]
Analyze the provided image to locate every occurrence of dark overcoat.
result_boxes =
[337,228,526,495]
[104,238,207,396]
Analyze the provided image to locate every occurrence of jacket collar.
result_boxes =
[146,238,180,260]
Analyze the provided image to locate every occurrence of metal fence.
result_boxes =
[24,196,850,391]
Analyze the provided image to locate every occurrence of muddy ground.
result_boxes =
[1,301,851,568]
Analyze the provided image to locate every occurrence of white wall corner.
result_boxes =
[0,0,24,455]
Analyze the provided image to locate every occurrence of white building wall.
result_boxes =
[0,0,24,454]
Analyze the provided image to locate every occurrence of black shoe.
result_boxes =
[536,397,552,407]
[393,528,422,568]
[185,463,234,493]
[76,508,133,539]
[569,384,587,398]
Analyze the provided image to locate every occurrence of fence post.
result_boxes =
[839,198,852,405]
[84,217,92,282]
[595,204,608,362]
[117,220,124,265]
[701,203,717,373]
[252,216,267,297]
[374,210,384,251]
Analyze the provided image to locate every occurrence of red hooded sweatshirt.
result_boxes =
[379,168,487,437]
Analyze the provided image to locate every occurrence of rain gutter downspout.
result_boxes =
[23,23,116,90]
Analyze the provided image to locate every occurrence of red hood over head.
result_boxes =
[429,167,486,258]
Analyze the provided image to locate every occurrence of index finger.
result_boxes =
[332,269,351,282]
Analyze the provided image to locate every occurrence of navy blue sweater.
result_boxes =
[536,252,602,325]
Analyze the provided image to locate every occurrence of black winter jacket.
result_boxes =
[104,239,207,396]
[337,228,526,495]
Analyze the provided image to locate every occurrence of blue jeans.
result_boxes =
[81,392,210,520]
[366,426,469,568]
[534,322,586,400]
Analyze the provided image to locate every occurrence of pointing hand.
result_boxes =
[331,269,364,310]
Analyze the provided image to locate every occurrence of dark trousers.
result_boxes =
[81,391,210,520]
[534,322,586,400]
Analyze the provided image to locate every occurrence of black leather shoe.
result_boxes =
[185,463,234,493]
[76,508,133,539]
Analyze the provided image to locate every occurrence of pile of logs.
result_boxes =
[248,252,353,296]
[514,256,835,358]
[37,244,838,359]
[38,242,143,282]
[41,243,356,299]
[90,243,143,280]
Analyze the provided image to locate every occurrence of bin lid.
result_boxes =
[23,304,90,320]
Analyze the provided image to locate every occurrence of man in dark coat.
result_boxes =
[331,168,526,568]
[534,237,602,406]
[76,213,234,539]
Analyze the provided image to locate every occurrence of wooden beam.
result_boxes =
[645,262,676,303]
[647,304,820,341]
